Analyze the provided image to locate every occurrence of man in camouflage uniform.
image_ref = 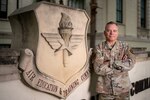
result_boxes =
[93,21,136,100]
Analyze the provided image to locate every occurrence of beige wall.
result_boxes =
[106,0,116,22]
[125,0,137,37]
[0,0,17,32]
[0,0,34,41]
[94,0,150,51]
[0,0,35,46]
[96,0,106,32]
[95,0,138,37]
[1,0,150,51]
[0,0,34,32]
[18,0,34,8]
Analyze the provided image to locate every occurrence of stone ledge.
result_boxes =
[0,72,20,82]
[0,48,20,65]
[131,47,150,62]
[133,51,150,62]
[0,48,20,57]
[0,49,20,82]
[0,64,19,75]
[136,57,150,62]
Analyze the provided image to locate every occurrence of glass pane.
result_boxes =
[116,0,123,23]
[1,5,6,11]
[117,12,122,22]
[0,44,11,48]
[68,0,84,9]
[117,0,122,10]
[141,10,144,18]
[140,0,146,27]
[141,0,145,7]
[1,0,7,4]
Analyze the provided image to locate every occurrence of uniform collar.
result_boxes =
[104,40,119,51]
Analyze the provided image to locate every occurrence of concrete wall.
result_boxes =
[129,60,150,100]
[125,0,137,37]
[1,57,150,100]
[0,78,91,100]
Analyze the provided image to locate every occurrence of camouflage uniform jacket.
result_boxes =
[93,40,136,95]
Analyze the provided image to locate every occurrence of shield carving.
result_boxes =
[37,13,88,83]
[9,2,90,98]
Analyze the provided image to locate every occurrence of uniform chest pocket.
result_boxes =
[102,50,111,61]
[117,49,125,60]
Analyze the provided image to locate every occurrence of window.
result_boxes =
[141,0,146,28]
[36,0,55,3]
[116,0,123,23]
[0,0,8,19]
[68,0,85,9]
[0,44,11,48]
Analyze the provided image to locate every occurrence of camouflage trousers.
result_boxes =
[98,92,130,100]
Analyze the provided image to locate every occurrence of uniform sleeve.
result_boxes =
[93,46,113,76]
[113,46,136,72]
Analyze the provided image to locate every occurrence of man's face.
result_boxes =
[104,24,118,43]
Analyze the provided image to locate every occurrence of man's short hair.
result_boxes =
[104,21,118,31]
[106,21,118,26]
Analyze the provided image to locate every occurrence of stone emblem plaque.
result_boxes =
[9,1,90,98]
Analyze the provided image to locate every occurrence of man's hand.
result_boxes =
[113,63,123,71]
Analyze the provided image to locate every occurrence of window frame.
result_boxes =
[68,0,85,9]
[116,0,123,23]
[0,0,8,19]
[0,44,11,48]
[140,0,146,28]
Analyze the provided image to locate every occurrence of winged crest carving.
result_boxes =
[41,13,84,67]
